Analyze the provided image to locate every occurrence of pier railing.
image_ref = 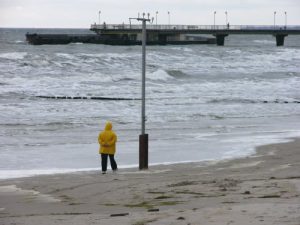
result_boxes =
[91,24,300,31]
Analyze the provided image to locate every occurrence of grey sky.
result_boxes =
[0,0,299,28]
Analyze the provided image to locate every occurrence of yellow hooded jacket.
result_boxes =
[98,122,117,155]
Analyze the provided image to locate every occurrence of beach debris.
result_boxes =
[243,190,251,195]
[132,218,158,225]
[201,180,217,185]
[177,216,185,220]
[147,191,165,194]
[167,181,197,187]
[154,195,174,199]
[175,190,204,195]
[159,201,182,206]
[221,201,238,204]
[216,178,241,192]
[110,212,129,217]
[174,190,225,197]
[50,212,91,215]
[258,194,281,198]
[125,201,154,209]
[148,208,159,212]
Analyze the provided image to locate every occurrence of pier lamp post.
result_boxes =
[98,11,101,25]
[225,11,228,26]
[274,11,276,29]
[284,11,287,29]
[214,11,216,29]
[136,14,151,170]
[168,11,170,27]
[156,11,158,26]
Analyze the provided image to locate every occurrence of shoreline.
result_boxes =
[0,135,296,181]
[1,138,300,224]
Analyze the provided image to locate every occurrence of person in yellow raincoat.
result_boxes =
[98,121,118,174]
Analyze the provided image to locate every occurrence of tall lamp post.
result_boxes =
[274,11,276,29]
[168,11,170,27]
[284,11,287,29]
[214,11,216,29]
[136,13,151,170]
[156,11,158,26]
[98,10,101,24]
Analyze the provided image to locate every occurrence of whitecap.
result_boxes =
[226,49,242,54]
[15,40,25,44]
[0,52,27,60]
[56,53,76,60]
[253,40,275,44]
[147,69,174,81]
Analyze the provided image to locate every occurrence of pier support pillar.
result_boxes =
[274,34,288,46]
[214,34,229,46]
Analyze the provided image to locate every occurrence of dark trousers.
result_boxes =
[101,154,118,172]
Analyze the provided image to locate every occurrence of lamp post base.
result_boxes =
[139,134,148,170]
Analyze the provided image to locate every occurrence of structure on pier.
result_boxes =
[91,23,300,46]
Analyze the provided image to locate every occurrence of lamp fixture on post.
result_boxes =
[214,11,216,29]
[98,10,101,25]
[274,11,277,30]
[284,11,287,29]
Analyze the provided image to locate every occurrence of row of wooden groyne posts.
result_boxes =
[36,96,300,104]
[26,23,300,46]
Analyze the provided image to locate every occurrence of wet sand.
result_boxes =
[1,138,300,225]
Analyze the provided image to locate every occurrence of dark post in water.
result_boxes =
[137,14,150,170]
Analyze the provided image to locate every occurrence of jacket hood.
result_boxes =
[105,122,112,131]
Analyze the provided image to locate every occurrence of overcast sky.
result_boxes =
[0,0,299,28]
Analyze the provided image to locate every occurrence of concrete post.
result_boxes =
[214,34,228,46]
[275,34,288,46]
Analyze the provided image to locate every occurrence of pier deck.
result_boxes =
[91,24,300,46]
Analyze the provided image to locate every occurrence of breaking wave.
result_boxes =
[0,52,27,60]
[148,69,174,81]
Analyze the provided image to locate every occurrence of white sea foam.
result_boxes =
[253,39,275,44]
[0,168,98,180]
[0,185,60,202]
[148,69,174,81]
[15,40,25,43]
[0,52,27,60]
[56,53,77,60]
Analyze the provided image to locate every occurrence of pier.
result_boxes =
[91,24,300,46]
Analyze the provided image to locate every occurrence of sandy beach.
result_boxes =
[1,138,300,225]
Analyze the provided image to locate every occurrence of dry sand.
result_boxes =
[1,138,300,225]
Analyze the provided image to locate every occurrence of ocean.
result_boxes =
[0,28,300,179]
